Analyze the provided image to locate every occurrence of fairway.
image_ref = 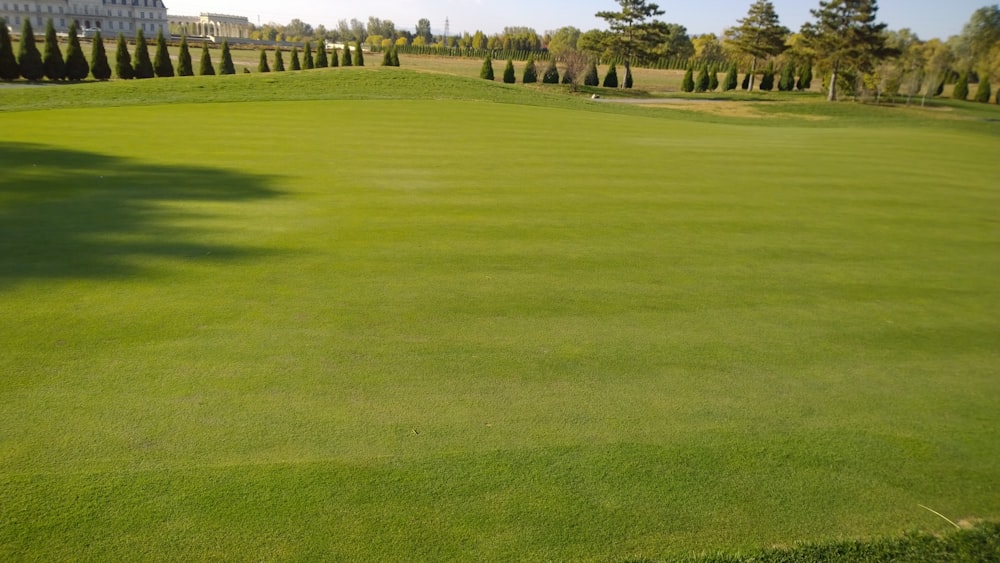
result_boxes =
[1,71,999,560]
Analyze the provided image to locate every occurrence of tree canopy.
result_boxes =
[596,0,668,70]
[802,0,890,101]
[725,0,789,91]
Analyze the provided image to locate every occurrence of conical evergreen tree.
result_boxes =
[695,66,709,92]
[315,42,329,68]
[18,20,44,81]
[975,79,992,103]
[542,59,559,84]
[390,47,400,66]
[303,41,314,69]
[42,19,65,81]
[220,40,235,74]
[341,45,352,66]
[258,48,270,72]
[602,62,618,88]
[681,66,695,92]
[624,65,633,88]
[796,61,812,90]
[759,62,775,91]
[115,33,133,79]
[132,29,154,79]
[176,35,193,76]
[290,46,301,70]
[741,71,751,90]
[0,18,21,81]
[523,54,538,83]
[381,47,393,66]
[480,55,494,80]
[153,30,173,77]
[953,72,969,100]
[709,68,719,91]
[273,47,285,71]
[503,58,516,83]
[199,41,215,75]
[724,65,738,91]
[583,60,599,86]
[778,61,795,91]
[89,31,111,80]
[64,22,88,80]
[330,47,339,67]
[353,41,364,66]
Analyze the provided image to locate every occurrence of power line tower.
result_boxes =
[444,17,450,45]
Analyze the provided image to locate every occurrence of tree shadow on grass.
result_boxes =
[0,142,283,289]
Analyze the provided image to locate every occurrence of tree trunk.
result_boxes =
[828,59,839,101]
[749,57,757,92]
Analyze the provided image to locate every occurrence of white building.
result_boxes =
[1,0,168,37]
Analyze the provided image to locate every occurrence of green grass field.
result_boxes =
[1,67,999,561]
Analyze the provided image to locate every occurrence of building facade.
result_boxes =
[169,12,250,39]
[1,0,168,36]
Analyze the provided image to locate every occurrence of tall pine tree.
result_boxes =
[90,31,111,80]
[220,40,235,74]
[803,0,889,101]
[153,30,173,77]
[42,18,65,81]
[0,18,21,80]
[115,33,133,79]
[176,35,193,76]
[18,20,44,81]
[133,29,154,79]
[199,41,215,75]
[725,0,788,91]
[64,21,89,81]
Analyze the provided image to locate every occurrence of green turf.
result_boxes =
[1,69,999,560]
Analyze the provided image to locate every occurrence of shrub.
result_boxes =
[273,48,285,71]
[153,30,173,77]
[199,42,215,75]
[88,31,111,80]
[542,59,559,84]
[220,40,235,74]
[695,66,709,92]
[341,45,352,66]
[330,46,339,67]
[796,61,813,90]
[480,56,494,80]
[759,62,775,91]
[523,54,537,84]
[18,20,44,81]
[390,48,400,67]
[708,68,719,91]
[353,41,364,66]
[176,35,193,76]
[314,42,328,68]
[561,67,574,84]
[723,65,738,91]
[583,60,599,86]
[682,66,695,92]
[258,48,270,73]
[624,65,633,88]
[303,42,314,69]
[132,30,154,79]
[974,79,991,103]
[115,33,133,79]
[603,62,618,88]
[42,19,65,81]
[953,72,969,100]
[64,22,89,81]
[0,18,19,80]
[778,61,795,91]
[290,47,301,71]
[503,58,516,83]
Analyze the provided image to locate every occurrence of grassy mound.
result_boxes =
[1,69,998,560]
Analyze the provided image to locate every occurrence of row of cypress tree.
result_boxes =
[951,72,995,103]
[479,55,633,88]
[681,62,814,93]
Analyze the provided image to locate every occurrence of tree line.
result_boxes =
[0,17,405,82]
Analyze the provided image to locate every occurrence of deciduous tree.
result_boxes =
[725,0,788,92]
[153,30,174,77]
[64,22,89,81]
[802,0,889,101]
[115,33,133,79]
[177,35,193,76]
[42,19,65,81]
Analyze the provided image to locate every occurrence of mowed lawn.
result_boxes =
[1,75,999,560]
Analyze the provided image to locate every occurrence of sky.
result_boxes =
[161,0,986,41]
